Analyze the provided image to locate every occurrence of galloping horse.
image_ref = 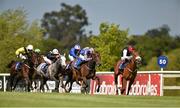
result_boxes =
[36,55,66,92]
[7,51,38,91]
[30,53,46,90]
[114,50,141,95]
[65,51,101,93]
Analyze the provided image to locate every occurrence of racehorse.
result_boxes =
[114,50,141,95]
[30,53,46,91]
[7,51,38,92]
[36,55,66,92]
[65,51,101,93]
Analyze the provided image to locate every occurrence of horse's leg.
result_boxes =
[114,73,119,95]
[39,77,45,92]
[54,80,60,92]
[72,69,79,85]
[9,74,15,91]
[24,77,30,92]
[66,80,73,93]
[127,73,137,95]
[64,75,73,93]
[45,83,49,92]
[12,75,20,91]
[81,77,88,94]
[50,74,59,82]
[121,77,127,95]
[31,72,37,91]
[59,74,67,92]
[127,79,134,95]
[92,76,100,92]
[68,81,74,93]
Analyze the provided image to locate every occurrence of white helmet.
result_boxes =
[52,49,59,54]
[83,47,89,50]
[26,44,33,51]
[74,44,81,50]
[89,48,94,53]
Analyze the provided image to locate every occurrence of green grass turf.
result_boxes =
[0,92,180,107]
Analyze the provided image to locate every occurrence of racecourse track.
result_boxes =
[0,92,180,107]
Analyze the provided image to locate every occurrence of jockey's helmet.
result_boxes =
[128,45,135,52]
[35,48,40,53]
[52,48,59,54]
[89,48,94,53]
[26,44,33,51]
[74,44,81,50]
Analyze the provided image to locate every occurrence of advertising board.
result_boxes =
[90,73,162,96]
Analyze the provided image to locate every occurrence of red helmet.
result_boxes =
[128,45,135,52]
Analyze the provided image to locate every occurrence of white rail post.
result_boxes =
[3,75,6,92]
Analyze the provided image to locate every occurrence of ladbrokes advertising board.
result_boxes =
[90,72,162,96]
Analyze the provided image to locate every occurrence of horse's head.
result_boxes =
[91,51,101,67]
[37,54,45,64]
[132,51,142,68]
[27,51,39,68]
[55,54,66,68]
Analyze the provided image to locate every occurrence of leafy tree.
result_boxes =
[41,3,89,49]
[0,8,27,40]
[129,25,180,67]
[145,24,170,37]
[140,48,180,71]
[0,8,44,73]
[90,22,128,71]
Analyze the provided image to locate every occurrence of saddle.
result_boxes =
[15,62,23,71]
[40,63,48,74]
[119,60,129,72]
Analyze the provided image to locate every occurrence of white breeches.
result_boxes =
[43,56,52,64]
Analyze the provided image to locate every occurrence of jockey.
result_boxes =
[15,44,33,70]
[41,48,60,73]
[119,45,135,71]
[66,44,81,69]
[47,48,61,63]
[68,44,81,61]
[15,44,34,60]
[74,47,93,69]
[43,48,60,65]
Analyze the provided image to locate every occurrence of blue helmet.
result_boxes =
[74,44,81,50]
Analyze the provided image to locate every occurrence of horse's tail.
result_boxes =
[7,60,15,68]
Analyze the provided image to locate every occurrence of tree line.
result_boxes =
[0,3,180,73]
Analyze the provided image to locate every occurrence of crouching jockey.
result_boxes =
[69,44,81,61]
[74,47,93,69]
[41,49,60,75]
[15,44,34,60]
[66,44,81,70]
[119,45,135,72]
[15,44,34,71]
